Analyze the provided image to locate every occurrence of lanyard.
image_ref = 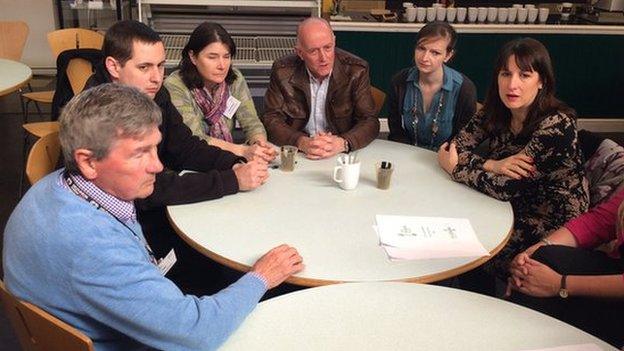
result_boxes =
[410,87,445,148]
[64,172,158,266]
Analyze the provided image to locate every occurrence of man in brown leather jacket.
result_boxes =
[262,18,380,159]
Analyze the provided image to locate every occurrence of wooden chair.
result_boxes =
[371,86,386,117]
[22,28,104,122]
[0,281,94,351]
[25,131,61,185]
[0,20,29,60]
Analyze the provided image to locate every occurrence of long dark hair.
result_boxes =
[483,37,575,137]
[179,22,237,89]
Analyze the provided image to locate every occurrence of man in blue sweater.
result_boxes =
[3,83,304,351]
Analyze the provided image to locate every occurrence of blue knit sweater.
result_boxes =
[3,170,266,351]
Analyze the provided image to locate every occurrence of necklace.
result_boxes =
[410,88,445,147]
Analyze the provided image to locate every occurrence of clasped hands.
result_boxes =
[437,141,536,180]
[505,243,562,298]
[297,132,346,160]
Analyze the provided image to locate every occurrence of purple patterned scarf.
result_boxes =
[191,82,233,142]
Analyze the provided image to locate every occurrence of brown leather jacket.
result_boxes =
[262,48,380,150]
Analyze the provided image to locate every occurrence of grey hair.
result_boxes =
[59,83,162,174]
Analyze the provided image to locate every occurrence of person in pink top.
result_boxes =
[507,190,624,348]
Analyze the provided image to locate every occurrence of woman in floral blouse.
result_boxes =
[438,38,588,278]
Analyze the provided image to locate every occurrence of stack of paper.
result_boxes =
[375,215,490,261]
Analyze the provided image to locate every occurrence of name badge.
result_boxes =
[157,249,177,276]
[223,96,241,119]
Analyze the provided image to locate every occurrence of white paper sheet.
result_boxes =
[375,215,489,260]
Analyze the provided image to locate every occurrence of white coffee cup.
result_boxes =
[512,4,523,9]
[436,7,446,21]
[426,7,436,22]
[517,7,528,23]
[403,2,414,8]
[524,4,536,9]
[528,7,539,23]
[406,7,417,22]
[468,7,478,23]
[477,7,488,22]
[417,7,427,22]
[487,7,498,23]
[498,8,509,23]
[456,7,467,22]
[432,3,444,8]
[508,7,518,23]
[447,7,457,22]
[333,156,361,191]
[538,7,549,23]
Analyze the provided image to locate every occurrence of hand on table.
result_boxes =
[437,142,458,175]
[484,152,535,180]
[233,159,269,191]
[241,140,277,163]
[252,244,304,289]
[298,132,346,160]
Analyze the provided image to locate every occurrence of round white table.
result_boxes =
[168,139,514,286]
[0,58,32,97]
[220,282,617,351]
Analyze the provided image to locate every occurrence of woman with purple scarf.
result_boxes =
[165,22,276,162]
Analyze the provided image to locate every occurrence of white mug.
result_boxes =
[447,7,457,22]
[406,7,417,22]
[498,8,509,23]
[468,7,478,23]
[508,7,518,23]
[456,7,467,22]
[333,158,361,191]
[512,4,523,9]
[432,3,444,8]
[436,7,446,21]
[477,7,488,22]
[538,7,550,23]
[416,7,427,22]
[528,7,539,23]
[403,2,414,8]
[524,4,536,9]
[517,7,528,23]
[487,7,498,23]
[426,7,436,22]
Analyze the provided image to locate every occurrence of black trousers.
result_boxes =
[510,245,624,348]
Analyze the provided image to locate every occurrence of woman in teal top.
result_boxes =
[165,22,275,162]
[388,21,477,150]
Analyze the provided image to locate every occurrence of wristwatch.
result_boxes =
[343,138,351,153]
[558,274,568,298]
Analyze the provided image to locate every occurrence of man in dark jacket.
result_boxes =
[262,18,379,160]
[88,20,269,294]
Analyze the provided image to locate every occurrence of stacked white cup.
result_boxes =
[456,7,467,23]
[468,7,478,23]
[528,7,539,23]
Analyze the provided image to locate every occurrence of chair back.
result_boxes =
[47,28,104,94]
[371,86,386,117]
[25,131,61,185]
[0,281,94,351]
[0,21,29,60]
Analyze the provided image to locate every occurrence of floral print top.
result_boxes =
[452,111,589,277]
